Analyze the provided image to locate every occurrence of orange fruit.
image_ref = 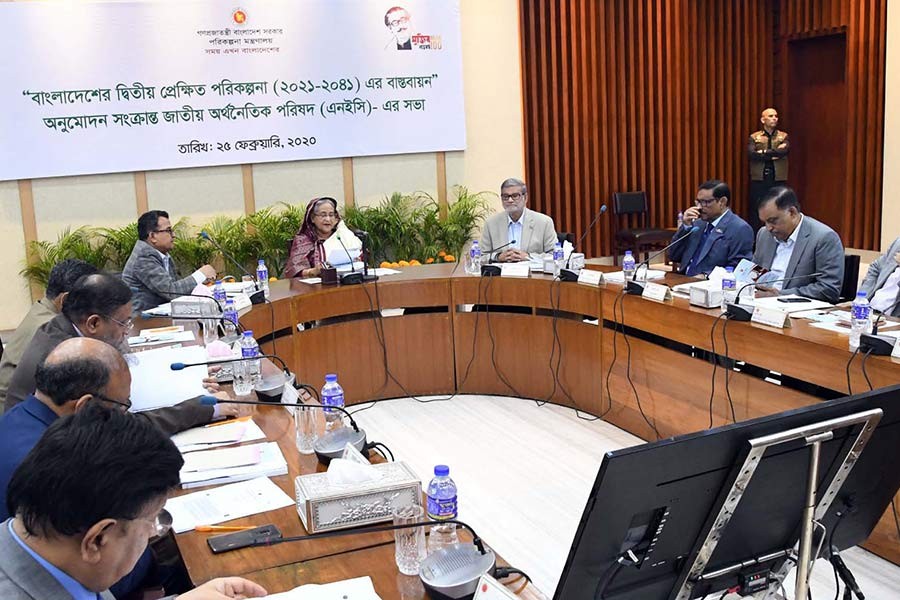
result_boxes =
[389,262,400,268]
[409,259,421,266]
[398,260,410,267]
[425,257,435,264]
[379,261,391,268]
[268,276,278,282]
[438,250,446,257]
[443,254,456,262]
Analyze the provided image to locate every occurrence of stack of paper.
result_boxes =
[165,476,294,533]
[266,577,382,600]
[179,442,288,489]
[128,345,209,412]
[604,269,666,284]
[170,418,266,453]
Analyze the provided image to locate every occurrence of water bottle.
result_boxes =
[849,291,872,350]
[622,250,636,280]
[212,279,227,304]
[677,211,684,229]
[721,267,737,309]
[553,241,565,277]
[320,373,345,432]
[232,331,260,396]
[222,298,239,340]
[426,465,459,552]
[256,259,270,300]
[466,240,481,275]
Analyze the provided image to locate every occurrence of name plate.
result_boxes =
[577,269,603,286]
[893,337,900,359]
[641,282,672,302]
[751,305,792,328]
[500,262,530,278]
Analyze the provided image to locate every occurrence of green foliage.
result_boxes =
[170,218,217,277]
[244,203,306,276]
[97,223,139,272]
[20,227,107,287]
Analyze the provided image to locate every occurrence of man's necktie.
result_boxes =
[685,222,713,276]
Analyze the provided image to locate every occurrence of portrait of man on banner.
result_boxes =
[384,5,412,50]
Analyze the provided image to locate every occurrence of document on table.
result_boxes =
[170,418,266,453]
[179,442,287,489]
[604,269,666,284]
[181,444,263,473]
[127,345,208,412]
[266,576,382,600]
[165,476,294,533]
[752,295,833,314]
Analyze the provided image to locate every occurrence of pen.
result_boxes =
[204,415,252,428]
[195,524,256,532]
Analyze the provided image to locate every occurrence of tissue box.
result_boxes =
[171,296,214,318]
[294,461,422,533]
[689,280,723,309]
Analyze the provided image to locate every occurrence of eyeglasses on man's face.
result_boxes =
[104,314,134,331]
[694,198,719,207]
[91,391,133,411]
[153,227,174,235]
[501,192,526,201]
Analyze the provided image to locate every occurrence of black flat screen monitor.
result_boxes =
[554,386,900,600]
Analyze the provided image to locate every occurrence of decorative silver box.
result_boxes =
[294,461,422,533]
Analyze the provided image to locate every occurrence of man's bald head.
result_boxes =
[35,338,131,408]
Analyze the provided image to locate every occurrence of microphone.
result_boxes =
[625,226,700,295]
[859,296,900,356]
[480,239,517,276]
[198,395,369,464]
[830,552,865,600]
[351,229,377,282]
[170,353,290,374]
[335,234,363,286]
[724,272,824,321]
[200,231,265,305]
[560,204,608,282]
[252,519,495,599]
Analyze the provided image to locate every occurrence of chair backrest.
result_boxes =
[557,232,575,246]
[613,191,648,216]
[839,254,861,303]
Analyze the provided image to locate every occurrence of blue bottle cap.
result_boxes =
[243,330,253,337]
[726,267,734,273]
[325,373,337,382]
[434,465,449,476]
[215,279,222,285]
[856,291,867,298]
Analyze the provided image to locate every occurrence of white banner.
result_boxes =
[0,0,465,181]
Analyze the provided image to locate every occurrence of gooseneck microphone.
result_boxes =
[351,229,377,282]
[479,239,517,276]
[724,272,824,321]
[625,226,700,295]
[559,204,607,282]
[199,231,265,305]
[198,395,367,464]
[335,234,363,285]
[170,353,291,375]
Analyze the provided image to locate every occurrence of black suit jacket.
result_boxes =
[4,314,213,435]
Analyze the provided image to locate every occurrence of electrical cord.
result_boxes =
[720,316,737,423]
[860,349,874,391]
[484,275,525,398]
[593,549,639,599]
[601,289,625,419]
[494,566,532,584]
[367,441,395,462]
[708,314,723,429]
[892,499,900,554]
[617,286,661,440]
[845,348,859,396]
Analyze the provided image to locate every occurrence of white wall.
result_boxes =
[883,0,900,251]
[1,0,525,329]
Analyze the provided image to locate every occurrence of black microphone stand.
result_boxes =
[625,226,699,295]
[479,239,517,276]
[200,231,265,305]
[559,204,607,282]
[859,296,900,355]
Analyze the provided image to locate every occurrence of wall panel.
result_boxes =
[521,0,886,256]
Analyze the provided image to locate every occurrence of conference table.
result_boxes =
[164,263,900,595]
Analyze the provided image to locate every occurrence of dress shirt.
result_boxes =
[769,216,804,290]
[7,520,101,600]
[156,248,205,285]
[870,264,900,312]
[685,210,729,276]
[507,209,526,250]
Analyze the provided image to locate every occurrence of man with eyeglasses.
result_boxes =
[384,6,413,50]
[0,401,267,600]
[480,178,558,262]
[5,274,233,432]
[668,180,754,276]
[123,210,217,312]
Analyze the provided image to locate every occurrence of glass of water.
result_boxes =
[294,405,318,454]
[393,505,426,576]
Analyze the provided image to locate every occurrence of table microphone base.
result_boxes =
[626,280,645,295]
[559,268,579,282]
[725,302,754,322]
[340,272,364,285]
[859,333,896,356]
[419,543,496,600]
[480,264,501,277]
[248,289,266,305]
[313,427,368,464]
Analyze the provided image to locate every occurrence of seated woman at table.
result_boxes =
[283,196,362,278]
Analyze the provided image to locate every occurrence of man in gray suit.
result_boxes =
[752,186,844,303]
[860,236,900,317]
[480,178,558,262]
[122,210,216,312]
[0,404,267,599]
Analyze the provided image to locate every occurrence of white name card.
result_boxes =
[577,269,603,286]
[641,282,672,302]
[500,263,530,278]
[281,382,299,416]
[751,305,792,328]
[892,337,900,359]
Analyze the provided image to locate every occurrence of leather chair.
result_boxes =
[557,232,575,246]
[612,191,673,265]
[838,254,861,303]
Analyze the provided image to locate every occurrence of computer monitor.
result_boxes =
[554,386,900,600]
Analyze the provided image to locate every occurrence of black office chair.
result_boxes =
[612,191,673,265]
[838,254,861,303]
[557,232,575,246]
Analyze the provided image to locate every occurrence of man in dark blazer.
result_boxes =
[860,236,900,317]
[122,210,216,312]
[752,186,844,303]
[669,180,754,276]
[4,273,230,432]
[0,403,266,600]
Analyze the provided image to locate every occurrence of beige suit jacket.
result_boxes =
[479,208,557,260]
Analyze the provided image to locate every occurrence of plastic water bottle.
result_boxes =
[232,331,260,396]
[256,259,270,300]
[849,291,872,350]
[222,298,239,340]
[721,267,737,309]
[426,465,459,552]
[677,211,684,229]
[622,250,636,280]
[466,240,481,275]
[212,279,227,305]
[321,373,345,432]
[553,241,565,277]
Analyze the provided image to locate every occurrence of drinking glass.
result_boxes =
[393,505,426,576]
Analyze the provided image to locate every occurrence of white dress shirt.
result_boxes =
[870,264,900,312]
[769,216,804,290]
[507,209,526,250]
